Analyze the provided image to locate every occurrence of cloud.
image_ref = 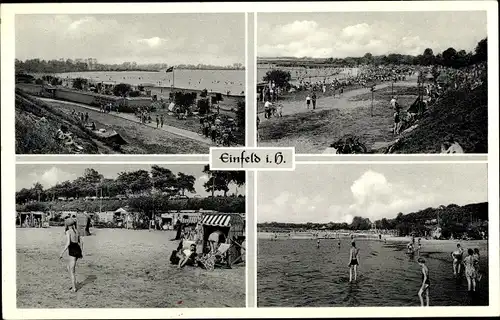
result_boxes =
[258,19,455,58]
[26,167,77,189]
[137,37,164,48]
[258,170,437,224]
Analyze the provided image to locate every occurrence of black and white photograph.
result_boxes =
[256,12,488,154]
[15,163,246,308]
[257,163,489,307]
[15,13,246,154]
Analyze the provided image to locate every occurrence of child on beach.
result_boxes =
[417,257,430,307]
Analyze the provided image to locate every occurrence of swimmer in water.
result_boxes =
[417,257,430,307]
[451,244,464,276]
[348,241,359,282]
[338,240,341,248]
[317,239,320,248]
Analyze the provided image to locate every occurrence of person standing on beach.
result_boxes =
[312,93,317,110]
[160,115,164,128]
[348,241,360,282]
[59,219,83,292]
[464,248,477,292]
[451,244,464,276]
[473,248,482,282]
[317,238,320,248]
[156,115,159,128]
[306,94,311,109]
[417,257,430,307]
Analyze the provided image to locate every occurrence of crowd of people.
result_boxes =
[199,114,236,146]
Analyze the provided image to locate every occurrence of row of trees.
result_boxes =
[15,59,245,74]
[263,38,487,69]
[258,202,488,238]
[16,165,245,204]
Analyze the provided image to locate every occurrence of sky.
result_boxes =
[15,14,245,66]
[16,164,245,197]
[258,11,487,58]
[258,163,488,224]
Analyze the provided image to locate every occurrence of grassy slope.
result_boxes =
[389,83,487,153]
[15,89,113,154]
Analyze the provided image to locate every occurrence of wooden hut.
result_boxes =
[200,213,245,266]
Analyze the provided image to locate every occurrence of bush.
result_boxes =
[197,98,210,115]
[113,83,132,97]
[128,90,141,97]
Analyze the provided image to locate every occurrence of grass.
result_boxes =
[258,101,395,153]
[15,90,106,154]
[17,228,245,308]
[45,100,210,154]
[389,83,487,153]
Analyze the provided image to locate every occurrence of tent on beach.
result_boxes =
[200,213,245,267]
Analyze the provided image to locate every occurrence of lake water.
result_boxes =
[53,70,245,95]
[257,67,360,85]
[258,239,489,307]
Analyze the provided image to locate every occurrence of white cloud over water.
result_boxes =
[258,164,487,224]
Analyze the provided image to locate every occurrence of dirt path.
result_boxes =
[39,97,213,145]
[277,80,418,116]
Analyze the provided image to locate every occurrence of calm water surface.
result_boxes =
[258,239,489,307]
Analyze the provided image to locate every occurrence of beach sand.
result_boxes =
[17,227,245,308]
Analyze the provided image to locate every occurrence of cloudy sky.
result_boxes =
[16,14,245,65]
[16,164,245,197]
[258,163,488,224]
[258,11,487,58]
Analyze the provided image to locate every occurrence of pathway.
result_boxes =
[39,97,213,145]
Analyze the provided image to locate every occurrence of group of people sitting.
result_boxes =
[169,230,229,271]
[55,125,84,153]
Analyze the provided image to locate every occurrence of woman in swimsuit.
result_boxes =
[451,244,463,276]
[417,257,430,307]
[464,248,477,292]
[59,219,83,292]
[348,241,360,282]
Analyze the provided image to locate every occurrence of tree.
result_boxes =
[117,170,152,194]
[442,47,457,67]
[72,78,88,90]
[151,165,177,195]
[174,92,197,110]
[176,172,196,196]
[236,100,245,129]
[197,98,210,116]
[363,53,373,64]
[474,38,487,63]
[350,216,371,230]
[113,83,132,97]
[422,48,435,66]
[32,182,44,202]
[263,69,291,88]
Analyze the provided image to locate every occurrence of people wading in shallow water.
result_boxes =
[464,248,477,292]
[348,241,360,282]
[451,243,464,276]
[59,219,83,292]
[417,257,430,307]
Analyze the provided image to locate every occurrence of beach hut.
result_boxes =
[200,213,245,266]
[19,211,47,228]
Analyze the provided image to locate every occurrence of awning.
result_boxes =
[179,217,200,224]
[201,214,232,227]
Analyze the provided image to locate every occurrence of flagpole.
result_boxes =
[172,67,175,88]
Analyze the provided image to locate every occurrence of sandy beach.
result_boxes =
[17,227,245,308]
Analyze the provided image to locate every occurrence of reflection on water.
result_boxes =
[258,239,488,307]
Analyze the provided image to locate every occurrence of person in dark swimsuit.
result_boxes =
[59,219,83,292]
[348,241,359,282]
[417,257,430,306]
